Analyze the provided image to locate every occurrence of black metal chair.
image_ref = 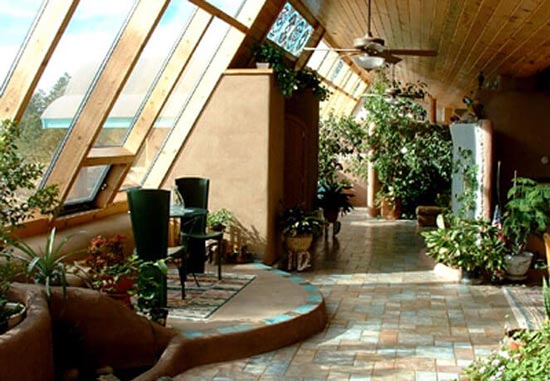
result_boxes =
[174,177,223,299]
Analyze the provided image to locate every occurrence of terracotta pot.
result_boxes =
[285,234,313,253]
[323,208,339,223]
[380,197,401,220]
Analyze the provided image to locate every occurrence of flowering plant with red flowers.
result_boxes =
[85,235,137,293]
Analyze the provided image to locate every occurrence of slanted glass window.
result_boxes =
[122,18,231,190]
[18,0,136,188]
[94,1,197,147]
[65,165,110,206]
[267,2,313,57]
[0,0,45,95]
[205,0,247,18]
[306,40,329,71]
[329,60,344,82]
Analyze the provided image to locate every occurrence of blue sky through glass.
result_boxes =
[0,0,44,90]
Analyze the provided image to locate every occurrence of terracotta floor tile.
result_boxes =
[181,210,515,381]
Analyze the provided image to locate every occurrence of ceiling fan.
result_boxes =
[304,0,437,69]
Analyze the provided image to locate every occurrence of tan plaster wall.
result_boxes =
[164,70,285,264]
[482,90,550,200]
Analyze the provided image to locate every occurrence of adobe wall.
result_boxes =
[164,69,285,264]
[481,82,550,202]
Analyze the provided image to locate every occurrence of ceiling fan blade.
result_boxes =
[377,52,401,64]
[385,49,438,57]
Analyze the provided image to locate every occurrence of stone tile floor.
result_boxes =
[180,209,515,381]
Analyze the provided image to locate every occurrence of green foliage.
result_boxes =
[421,147,505,274]
[421,217,506,272]
[503,177,550,255]
[135,258,168,318]
[318,113,367,184]
[84,234,137,291]
[252,43,331,100]
[453,147,479,218]
[18,73,70,164]
[543,277,550,321]
[362,69,452,217]
[280,207,322,237]
[316,181,354,216]
[0,120,60,241]
[461,323,550,381]
[2,228,82,302]
[207,208,234,231]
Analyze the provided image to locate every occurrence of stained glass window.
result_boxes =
[267,2,313,57]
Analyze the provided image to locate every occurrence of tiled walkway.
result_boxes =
[180,209,514,381]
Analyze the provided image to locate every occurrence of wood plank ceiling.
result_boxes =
[300,0,550,109]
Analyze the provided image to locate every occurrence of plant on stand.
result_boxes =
[207,208,234,232]
[280,206,322,271]
[316,181,354,237]
[502,176,550,281]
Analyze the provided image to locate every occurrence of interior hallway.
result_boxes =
[180,208,514,381]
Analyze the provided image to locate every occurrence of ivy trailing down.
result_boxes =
[252,43,331,101]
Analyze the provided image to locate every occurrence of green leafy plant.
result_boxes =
[543,277,550,321]
[362,71,452,217]
[135,258,168,321]
[503,177,550,256]
[318,113,367,184]
[422,216,506,273]
[316,181,354,217]
[252,43,330,100]
[461,323,550,380]
[3,228,82,301]
[207,208,234,232]
[0,119,59,242]
[280,206,322,237]
[0,258,26,333]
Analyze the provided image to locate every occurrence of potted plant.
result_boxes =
[280,206,322,253]
[362,72,452,219]
[0,258,26,334]
[421,148,506,283]
[460,323,550,380]
[502,177,550,280]
[422,215,506,283]
[252,43,283,69]
[84,234,137,307]
[252,43,330,100]
[207,208,234,232]
[316,181,354,236]
[3,228,82,302]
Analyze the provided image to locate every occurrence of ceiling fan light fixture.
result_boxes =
[354,55,385,70]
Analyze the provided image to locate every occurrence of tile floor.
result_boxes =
[180,209,515,381]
